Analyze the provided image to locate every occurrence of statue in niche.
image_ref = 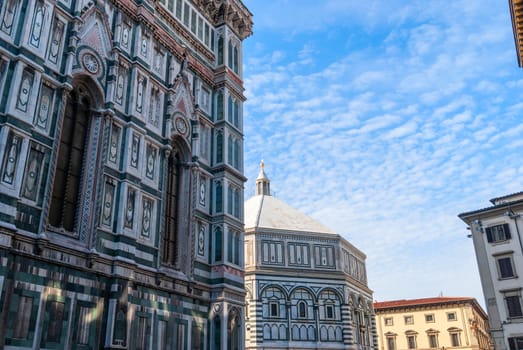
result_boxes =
[108,127,119,164]
[30,2,45,48]
[48,20,64,63]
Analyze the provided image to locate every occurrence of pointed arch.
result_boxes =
[48,76,104,235]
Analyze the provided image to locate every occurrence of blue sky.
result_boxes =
[240,0,523,306]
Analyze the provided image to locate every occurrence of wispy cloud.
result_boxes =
[243,0,523,305]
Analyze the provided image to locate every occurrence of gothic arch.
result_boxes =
[161,134,193,273]
[47,75,105,241]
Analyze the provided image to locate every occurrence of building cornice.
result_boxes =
[509,0,523,67]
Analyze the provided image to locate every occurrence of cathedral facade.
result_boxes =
[244,164,377,350]
[0,0,251,348]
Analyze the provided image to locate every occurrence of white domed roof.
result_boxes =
[244,194,336,234]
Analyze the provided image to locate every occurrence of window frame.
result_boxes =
[425,313,435,323]
[503,290,523,319]
[446,312,457,321]
[496,254,517,279]
[404,315,414,325]
[485,223,511,243]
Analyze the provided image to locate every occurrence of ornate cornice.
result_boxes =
[192,0,253,39]
[509,0,523,67]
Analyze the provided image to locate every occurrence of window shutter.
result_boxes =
[503,223,511,239]
[485,227,493,242]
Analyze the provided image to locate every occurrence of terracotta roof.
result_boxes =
[374,297,475,310]
[509,0,523,67]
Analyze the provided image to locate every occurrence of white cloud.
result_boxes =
[243,0,523,306]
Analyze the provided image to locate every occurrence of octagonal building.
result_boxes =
[243,162,377,350]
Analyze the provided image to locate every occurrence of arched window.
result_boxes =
[214,226,222,261]
[162,152,181,266]
[216,90,223,120]
[233,46,238,74]
[216,132,223,163]
[213,316,221,350]
[227,310,241,350]
[227,40,233,68]
[298,301,307,318]
[215,181,223,213]
[48,88,91,232]
[227,95,233,123]
[217,36,224,65]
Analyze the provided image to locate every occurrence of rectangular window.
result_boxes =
[404,315,413,324]
[508,337,523,350]
[387,337,396,350]
[183,3,189,26]
[486,223,511,243]
[175,0,182,19]
[497,256,516,279]
[157,320,167,350]
[76,306,91,345]
[407,335,416,349]
[325,305,334,319]
[450,333,461,347]
[46,301,65,343]
[270,302,278,317]
[447,312,457,321]
[13,296,33,339]
[506,294,523,318]
[425,314,434,322]
[136,316,147,350]
[384,317,393,326]
[428,334,438,348]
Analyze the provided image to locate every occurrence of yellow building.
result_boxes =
[374,297,492,350]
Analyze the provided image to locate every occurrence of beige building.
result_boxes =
[374,297,492,350]
[459,193,523,350]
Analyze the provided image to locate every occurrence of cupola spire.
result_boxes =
[255,160,271,196]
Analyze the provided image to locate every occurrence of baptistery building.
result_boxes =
[244,163,377,350]
[0,0,251,348]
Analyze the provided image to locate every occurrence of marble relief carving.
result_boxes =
[141,198,152,237]
[35,83,53,130]
[145,144,156,180]
[124,188,135,229]
[1,132,22,185]
[198,225,205,256]
[21,144,44,201]
[48,19,64,64]
[108,124,121,165]
[17,70,34,112]
[114,66,126,105]
[135,75,145,113]
[29,2,45,48]
[102,180,115,227]
[130,134,139,168]
[1,0,18,35]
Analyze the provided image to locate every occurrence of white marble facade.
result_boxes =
[244,163,378,350]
